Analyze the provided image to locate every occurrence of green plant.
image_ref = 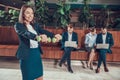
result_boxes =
[8,9,19,24]
[89,14,95,27]
[54,0,71,28]
[0,9,19,26]
[35,0,49,25]
[112,18,120,30]
[0,10,5,25]
[68,0,78,2]
[78,0,91,28]
[98,5,114,28]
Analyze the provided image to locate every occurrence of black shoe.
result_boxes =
[90,65,94,70]
[59,62,62,67]
[90,67,93,70]
[104,67,109,72]
[68,68,73,73]
[95,68,100,73]
[82,64,87,69]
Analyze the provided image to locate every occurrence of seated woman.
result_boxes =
[84,27,97,70]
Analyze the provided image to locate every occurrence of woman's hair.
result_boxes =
[18,4,34,24]
[89,27,96,32]
[101,27,107,30]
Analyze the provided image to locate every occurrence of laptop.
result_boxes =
[96,44,109,49]
[65,41,77,48]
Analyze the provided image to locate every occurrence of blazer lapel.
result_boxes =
[106,32,109,43]
[66,32,68,41]
[32,23,39,35]
[100,33,103,43]
[72,32,74,41]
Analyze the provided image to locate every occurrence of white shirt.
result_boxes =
[102,33,107,44]
[68,32,72,41]
[26,24,38,48]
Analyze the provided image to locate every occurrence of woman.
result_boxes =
[14,5,61,80]
[84,27,97,70]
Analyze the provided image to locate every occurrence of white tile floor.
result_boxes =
[0,58,120,80]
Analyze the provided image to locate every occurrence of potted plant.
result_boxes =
[98,5,113,28]
[112,18,120,30]
[0,10,5,26]
[35,0,49,27]
[78,0,91,29]
[53,0,71,28]
[0,9,19,26]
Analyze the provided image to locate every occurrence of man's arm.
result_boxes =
[109,33,114,47]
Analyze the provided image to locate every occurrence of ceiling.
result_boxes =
[0,0,120,10]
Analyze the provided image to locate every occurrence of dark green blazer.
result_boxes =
[14,22,54,60]
[96,32,114,54]
[61,31,78,50]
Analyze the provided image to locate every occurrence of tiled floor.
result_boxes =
[0,57,120,80]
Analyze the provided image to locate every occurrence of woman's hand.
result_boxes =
[40,34,48,43]
[54,34,62,42]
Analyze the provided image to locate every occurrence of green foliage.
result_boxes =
[68,0,78,2]
[89,14,95,27]
[0,9,19,26]
[8,9,19,23]
[98,5,111,27]
[112,18,120,30]
[78,0,92,28]
[54,0,71,28]
[35,0,49,25]
[0,10,5,25]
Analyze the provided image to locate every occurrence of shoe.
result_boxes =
[58,62,62,67]
[63,63,67,67]
[87,64,90,68]
[90,66,94,70]
[81,61,87,69]
[95,68,100,73]
[90,63,94,70]
[83,66,86,69]
[68,68,73,73]
[104,67,109,72]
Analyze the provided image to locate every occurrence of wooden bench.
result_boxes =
[0,27,120,62]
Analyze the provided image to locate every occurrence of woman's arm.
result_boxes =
[36,23,54,38]
[14,23,37,40]
[84,34,89,45]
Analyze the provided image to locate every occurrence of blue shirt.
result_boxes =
[85,32,97,47]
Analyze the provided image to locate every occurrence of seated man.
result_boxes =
[96,27,114,73]
[59,23,78,73]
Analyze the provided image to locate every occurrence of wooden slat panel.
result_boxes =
[0,27,120,61]
[112,48,120,62]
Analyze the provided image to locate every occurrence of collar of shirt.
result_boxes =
[68,32,73,41]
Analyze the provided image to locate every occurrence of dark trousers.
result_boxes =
[60,47,74,69]
[97,50,107,68]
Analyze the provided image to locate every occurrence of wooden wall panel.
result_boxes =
[0,27,120,61]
